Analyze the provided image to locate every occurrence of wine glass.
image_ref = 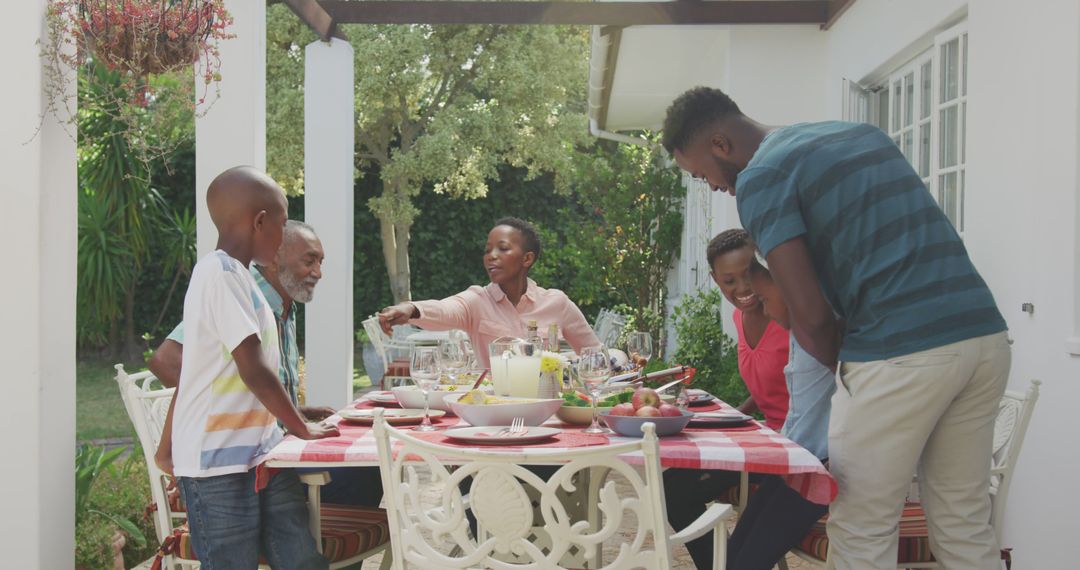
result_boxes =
[627,331,653,379]
[577,346,612,434]
[438,338,469,386]
[410,346,441,432]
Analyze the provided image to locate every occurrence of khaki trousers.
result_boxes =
[825,331,1010,570]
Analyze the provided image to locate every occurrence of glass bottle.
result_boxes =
[546,323,560,352]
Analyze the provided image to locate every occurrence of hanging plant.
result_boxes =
[47,0,233,106]
[38,0,234,166]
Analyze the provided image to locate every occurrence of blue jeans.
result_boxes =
[178,468,328,570]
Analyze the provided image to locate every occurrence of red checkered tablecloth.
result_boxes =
[265,394,837,504]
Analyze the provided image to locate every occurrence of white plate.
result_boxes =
[366,392,400,405]
[338,408,445,425]
[687,389,715,405]
[442,426,562,445]
[689,411,753,427]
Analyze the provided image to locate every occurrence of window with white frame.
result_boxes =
[844,22,969,233]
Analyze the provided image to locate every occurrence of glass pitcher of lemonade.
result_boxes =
[488,337,542,398]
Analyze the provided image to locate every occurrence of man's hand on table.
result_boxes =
[291,421,341,440]
[300,406,337,422]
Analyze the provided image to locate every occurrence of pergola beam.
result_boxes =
[316,1,829,26]
[822,0,856,30]
[283,0,348,41]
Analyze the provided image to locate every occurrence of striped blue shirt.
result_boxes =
[737,121,1006,362]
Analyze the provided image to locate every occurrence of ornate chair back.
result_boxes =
[372,411,676,569]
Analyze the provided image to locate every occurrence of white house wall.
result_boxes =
[715,0,1079,564]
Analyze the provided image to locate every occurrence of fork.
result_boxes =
[496,417,526,437]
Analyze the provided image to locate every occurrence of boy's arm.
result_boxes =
[765,237,839,371]
[148,339,183,389]
[231,334,339,440]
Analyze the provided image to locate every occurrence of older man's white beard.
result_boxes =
[281,271,317,304]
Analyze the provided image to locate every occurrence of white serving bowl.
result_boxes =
[391,385,469,412]
[445,393,562,426]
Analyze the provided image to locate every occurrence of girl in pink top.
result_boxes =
[709,229,790,430]
[378,217,600,369]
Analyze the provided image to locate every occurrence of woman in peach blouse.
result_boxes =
[378,217,600,368]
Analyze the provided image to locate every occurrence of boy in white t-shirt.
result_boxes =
[171,166,338,569]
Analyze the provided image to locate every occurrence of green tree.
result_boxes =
[77,64,195,357]
[543,138,684,351]
[266,6,592,302]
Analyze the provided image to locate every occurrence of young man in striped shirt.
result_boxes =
[661,87,1010,570]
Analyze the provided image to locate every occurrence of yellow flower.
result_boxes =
[540,355,561,373]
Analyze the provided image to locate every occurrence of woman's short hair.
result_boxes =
[706,228,752,268]
[494,216,541,261]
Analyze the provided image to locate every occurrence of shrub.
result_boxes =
[670,288,747,407]
[75,445,157,569]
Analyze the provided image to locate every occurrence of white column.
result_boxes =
[303,39,356,408]
[194,0,267,256]
[0,0,77,566]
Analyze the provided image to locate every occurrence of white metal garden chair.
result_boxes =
[782,379,1041,570]
[115,364,393,569]
[592,308,628,350]
[372,408,733,570]
[362,315,417,390]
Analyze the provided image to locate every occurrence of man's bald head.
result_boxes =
[207,166,288,230]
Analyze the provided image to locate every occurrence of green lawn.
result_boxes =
[76,357,142,442]
[76,352,374,442]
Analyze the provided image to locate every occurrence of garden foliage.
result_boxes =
[670,288,747,406]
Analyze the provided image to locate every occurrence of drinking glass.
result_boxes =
[577,346,612,434]
[410,346,441,431]
[627,331,653,379]
[438,339,469,385]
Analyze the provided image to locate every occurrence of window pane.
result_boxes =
[892,81,902,132]
[939,172,958,228]
[919,123,931,177]
[961,102,967,164]
[877,89,890,130]
[904,72,914,126]
[940,106,958,168]
[920,61,932,119]
[903,130,914,164]
[941,38,959,102]
[961,34,968,97]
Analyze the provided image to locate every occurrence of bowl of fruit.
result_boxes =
[599,388,693,437]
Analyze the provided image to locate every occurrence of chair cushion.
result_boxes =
[320,504,391,563]
[167,505,390,564]
[386,358,411,377]
[797,502,935,564]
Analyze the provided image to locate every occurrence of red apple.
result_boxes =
[658,404,682,417]
[609,403,636,416]
[635,405,661,417]
[631,388,661,410]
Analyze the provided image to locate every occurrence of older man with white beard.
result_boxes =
[149,220,385,509]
